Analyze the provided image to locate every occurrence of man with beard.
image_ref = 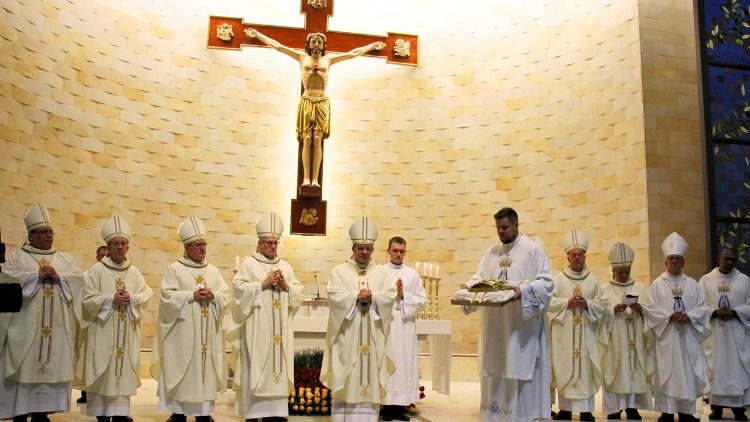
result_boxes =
[0,203,83,422]
[244,28,385,188]
[460,207,554,421]
[151,216,230,422]
[644,232,710,422]
[227,213,304,421]
[600,243,652,420]
[320,217,396,421]
[699,248,750,421]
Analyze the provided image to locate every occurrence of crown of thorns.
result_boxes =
[307,32,326,43]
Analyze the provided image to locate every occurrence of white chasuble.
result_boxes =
[226,253,303,418]
[321,259,396,407]
[699,268,750,407]
[383,262,427,406]
[600,279,653,413]
[548,269,609,406]
[151,258,230,415]
[82,256,152,416]
[0,246,83,418]
[644,272,711,413]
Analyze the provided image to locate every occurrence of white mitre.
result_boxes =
[101,216,133,243]
[349,217,378,245]
[562,229,589,253]
[608,242,634,267]
[178,216,207,245]
[661,232,688,257]
[24,203,52,232]
[256,213,284,238]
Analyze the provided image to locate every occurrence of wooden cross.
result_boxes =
[207,0,418,236]
[207,0,418,66]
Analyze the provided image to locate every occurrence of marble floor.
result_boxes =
[27,380,716,421]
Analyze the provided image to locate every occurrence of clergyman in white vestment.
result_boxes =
[82,217,153,422]
[699,248,750,421]
[644,232,709,422]
[381,236,427,421]
[0,203,83,422]
[600,242,653,420]
[460,207,554,422]
[151,216,230,422]
[320,217,397,422]
[227,213,304,421]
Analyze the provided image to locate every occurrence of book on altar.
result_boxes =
[450,279,515,307]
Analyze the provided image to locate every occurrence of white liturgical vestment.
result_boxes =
[549,268,609,411]
[0,245,83,419]
[82,256,153,417]
[227,252,303,419]
[600,279,653,414]
[644,271,711,414]
[463,235,553,421]
[382,262,427,406]
[699,267,750,407]
[151,257,230,416]
[320,259,396,421]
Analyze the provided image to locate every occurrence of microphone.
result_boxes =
[0,226,5,264]
[314,274,321,300]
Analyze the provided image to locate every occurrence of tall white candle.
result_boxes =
[235,256,240,271]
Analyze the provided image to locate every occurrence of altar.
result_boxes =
[291,316,452,394]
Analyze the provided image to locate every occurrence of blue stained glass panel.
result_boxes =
[703,0,750,66]
[707,66,750,142]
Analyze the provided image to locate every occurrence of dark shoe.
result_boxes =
[710,408,725,420]
[678,413,700,422]
[12,415,28,422]
[97,417,111,422]
[112,417,133,422]
[607,411,621,420]
[392,413,410,421]
[29,413,50,422]
[77,390,87,403]
[551,410,557,418]
[625,408,642,420]
[167,415,187,422]
[733,408,749,422]
[380,416,393,421]
[553,410,572,420]
[658,414,675,422]
[194,417,214,422]
[580,412,595,421]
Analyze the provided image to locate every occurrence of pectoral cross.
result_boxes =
[196,274,205,286]
[628,340,636,350]
[272,298,282,309]
[41,326,52,337]
[38,258,49,266]
[572,286,582,296]
[116,347,125,358]
[115,278,125,289]
[43,287,53,298]
[201,307,210,317]
[273,334,283,345]
[573,316,583,325]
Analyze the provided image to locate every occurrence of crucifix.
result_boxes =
[208,0,418,235]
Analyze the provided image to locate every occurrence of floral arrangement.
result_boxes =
[406,385,426,416]
[288,348,330,416]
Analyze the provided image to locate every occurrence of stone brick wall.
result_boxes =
[0,0,706,379]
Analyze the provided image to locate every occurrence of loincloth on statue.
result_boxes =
[296,96,330,141]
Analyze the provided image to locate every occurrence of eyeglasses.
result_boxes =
[188,242,208,248]
[32,229,54,235]
[259,240,279,246]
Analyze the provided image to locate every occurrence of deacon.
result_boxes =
[699,248,750,421]
[644,232,709,422]
[227,213,304,421]
[548,229,609,421]
[381,236,427,422]
[0,203,83,422]
[320,217,397,421]
[151,216,230,422]
[600,243,652,420]
[460,208,554,421]
[82,216,152,422]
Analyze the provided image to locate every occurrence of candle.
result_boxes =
[235,256,240,271]
[435,264,440,278]
[427,263,433,278]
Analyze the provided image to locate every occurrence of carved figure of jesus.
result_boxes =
[245,29,385,188]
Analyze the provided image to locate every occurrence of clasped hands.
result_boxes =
[715,308,734,320]
[38,265,60,283]
[262,269,288,291]
[357,288,372,305]
[193,287,215,302]
[614,302,643,315]
[567,295,588,310]
[113,289,131,305]
[669,311,691,324]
